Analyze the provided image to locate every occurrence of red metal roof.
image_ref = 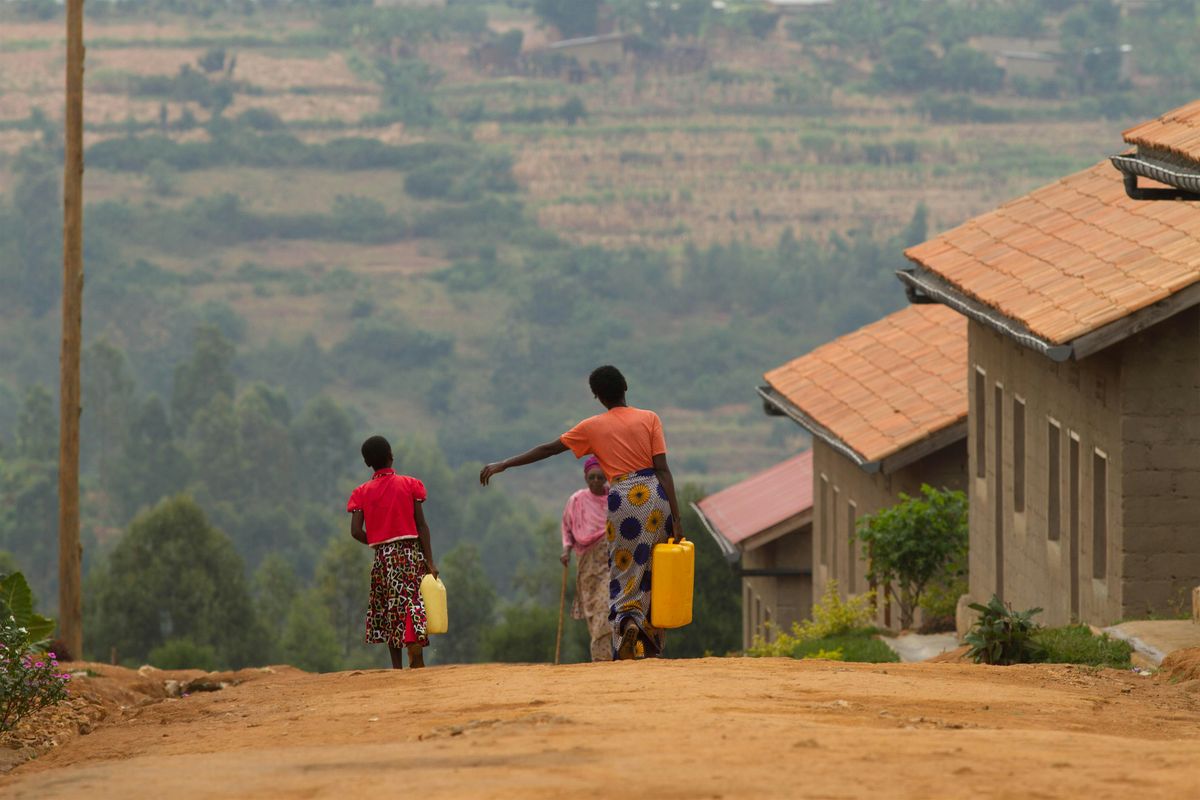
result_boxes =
[696,450,813,549]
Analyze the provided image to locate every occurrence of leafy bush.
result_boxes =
[964,595,1045,666]
[794,635,898,664]
[857,485,967,630]
[0,618,70,733]
[148,638,219,671]
[0,572,69,734]
[747,580,875,657]
[1034,625,1132,669]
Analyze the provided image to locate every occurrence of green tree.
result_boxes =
[16,385,55,463]
[940,45,1003,93]
[87,495,263,667]
[171,325,236,432]
[428,543,496,664]
[856,484,968,630]
[483,604,559,663]
[4,150,59,315]
[188,393,243,505]
[668,485,742,658]
[315,535,372,663]
[291,396,355,503]
[533,0,600,39]
[874,27,938,91]
[109,395,190,521]
[280,589,343,673]
[253,553,299,662]
[82,339,136,475]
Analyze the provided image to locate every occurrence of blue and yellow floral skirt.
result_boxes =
[605,468,673,658]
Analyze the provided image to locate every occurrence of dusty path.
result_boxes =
[4,659,1200,799]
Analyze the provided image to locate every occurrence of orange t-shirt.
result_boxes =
[560,407,667,481]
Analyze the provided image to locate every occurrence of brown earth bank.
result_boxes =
[3,658,1200,799]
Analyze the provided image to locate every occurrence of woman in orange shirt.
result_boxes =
[480,365,684,660]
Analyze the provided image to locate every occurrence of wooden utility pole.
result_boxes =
[59,0,85,659]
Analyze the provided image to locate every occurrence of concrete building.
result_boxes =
[759,305,970,629]
[900,99,1200,629]
[694,451,813,649]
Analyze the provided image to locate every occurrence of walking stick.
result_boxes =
[554,561,568,665]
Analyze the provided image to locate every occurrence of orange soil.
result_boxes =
[4,658,1200,799]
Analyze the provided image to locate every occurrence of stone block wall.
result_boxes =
[812,437,968,630]
[1120,306,1200,619]
[967,320,1124,626]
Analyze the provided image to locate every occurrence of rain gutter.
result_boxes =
[896,268,1073,362]
[1110,153,1200,200]
[756,385,880,473]
[691,502,742,564]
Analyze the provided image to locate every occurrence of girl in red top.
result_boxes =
[348,435,438,669]
[480,365,684,660]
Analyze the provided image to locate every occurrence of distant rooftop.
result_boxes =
[694,450,813,559]
[762,305,967,471]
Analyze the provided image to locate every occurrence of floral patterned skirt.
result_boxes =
[606,468,673,657]
[366,539,429,648]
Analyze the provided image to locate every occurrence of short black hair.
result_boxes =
[589,365,627,405]
[361,435,393,470]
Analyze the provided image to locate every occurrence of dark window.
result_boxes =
[975,369,987,479]
[994,383,1004,600]
[1069,435,1080,618]
[1093,451,1108,580]
[846,502,857,594]
[819,476,829,567]
[1013,398,1026,513]
[1047,420,1061,541]
[831,486,840,588]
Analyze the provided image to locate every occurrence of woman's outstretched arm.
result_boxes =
[479,438,569,485]
[652,453,685,541]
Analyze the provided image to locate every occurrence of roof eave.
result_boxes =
[1110,152,1200,199]
[899,266,1200,362]
[896,267,1073,362]
[757,385,880,473]
[691,502,742,564]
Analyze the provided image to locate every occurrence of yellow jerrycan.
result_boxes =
[420,574,448,635]
[650,537,694,629]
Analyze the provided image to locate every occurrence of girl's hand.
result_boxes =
[479,461,506,485]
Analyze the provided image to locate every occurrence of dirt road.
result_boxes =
[4,659,1200,799]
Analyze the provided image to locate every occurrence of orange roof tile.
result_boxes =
[905,161,1200,344]
[1124,98,1200,162]
[763,305,967,465]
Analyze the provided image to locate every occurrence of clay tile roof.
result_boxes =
[1124,98,1200,162]
[763,305,968,464]
[695,451,813,549]
[905,161,1200,344]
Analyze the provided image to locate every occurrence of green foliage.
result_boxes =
[1033,625,1132,669]
[86,496,264,668]
[747,581,875,657]
[0,617,70,734]
[280,590,344,673]
[668,486,742,658]
[482,604,560,663]
[964,595,1046,666]
[793,635,898,664]
[316,536,372,663]
[857,485,967,630]
[171,324,236,433]
[533,0,601,39]
[429,544,498,664]
[0,572,55,648]
[148,638,219,671]
[376,58,443,127]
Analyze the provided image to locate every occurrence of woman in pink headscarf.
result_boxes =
[562,456,610,662]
